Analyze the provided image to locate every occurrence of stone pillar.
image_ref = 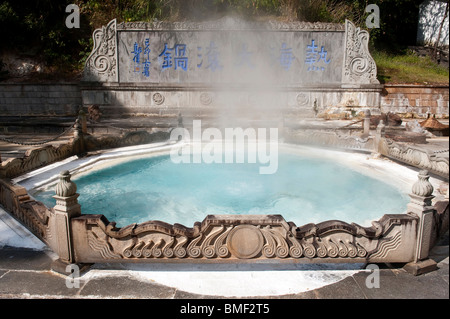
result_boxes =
[177,112,183,128]
[376,120,385,138]
[363,109,371,137]
[72,119,86,155]
[78,109,88,134]
[51,170,81,272]
[373,120,386,156]
[404,170,438,275]
[0,153,3,178]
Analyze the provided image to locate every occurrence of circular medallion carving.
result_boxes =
[153,92,165,105]
[296,93,309,106]
[226,225,263,259]
[200,92,212,106]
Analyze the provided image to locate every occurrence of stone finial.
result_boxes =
[78,108,88,134]
[55,170,77,197]
[363,109,371,136]
[412,170,434,197]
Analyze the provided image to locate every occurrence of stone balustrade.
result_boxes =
[2,167,444,275]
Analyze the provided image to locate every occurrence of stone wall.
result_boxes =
[79,84,383,119]
[380,84,449,118]
[80,19,382,119]
[1,83,449,119]
[0,83,81,116]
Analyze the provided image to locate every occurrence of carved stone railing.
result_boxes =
[66,168,447,272]
[0,144,75,179]
[0,110,447,275]
[0,121,170,179]
[381,140,448,178]
[71,212,418,263]
[82,130,170,152]
[0,178,53,249]
[285,128,374,152]
[0,160,448,275]
[375,121,449,179]
[285,120,449,180]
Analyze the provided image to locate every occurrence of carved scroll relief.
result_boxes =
[342,20,379,85]
[72,214,417,263]
[84,19,118,82]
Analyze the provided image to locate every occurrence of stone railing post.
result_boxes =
[78,108,88,134]
[51,170,81,273]
[363,109,371,137]
[404,170,439,275]
[373,120,386,156]
[72,119,86,155]
[0,153,3,178]
[177,111,183,128]
[376,119,385,138]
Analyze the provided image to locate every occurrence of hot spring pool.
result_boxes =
[32,144,410,228]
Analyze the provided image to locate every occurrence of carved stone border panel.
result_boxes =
[342,20,379,85]
[83,19,118,82]
[72,213,418,264]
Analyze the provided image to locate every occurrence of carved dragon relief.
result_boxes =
[84,19,118,82]
[342,20,379,85]
[76,213,417,262]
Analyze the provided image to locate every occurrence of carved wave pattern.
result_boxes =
[115,224,368,260]
[78,214,417,262]
[88,232,121,259]
[369,231,402,259]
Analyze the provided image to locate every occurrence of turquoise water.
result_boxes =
[34,151,409,227]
